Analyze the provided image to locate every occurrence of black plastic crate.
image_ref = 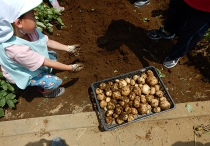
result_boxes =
[91,66,176,131]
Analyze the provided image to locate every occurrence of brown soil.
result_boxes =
[1,0,210,121]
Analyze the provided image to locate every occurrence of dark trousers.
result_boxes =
[164,0,210,59]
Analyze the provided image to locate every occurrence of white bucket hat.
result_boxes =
[0,0,42,43]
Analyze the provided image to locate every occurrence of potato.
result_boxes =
[146,76,158,86]
[99,100,107,108]
[131,107,138,115]
[121,86,131,96]
[159,100,171,110]
[127,114,134,122]
[99,82,106,89]
[150,98,159,107]
[137,77,145,84]
[105,117,114,124]
[119,112,128,121]
[138,103,148,115]
[106,110,114,117]
[146,70,154,77]
[112,91,121,99]
[156,90,164,98]
[133,99,140,108]
[133,86,141,96]
[95,88,103,94]
[107,102,115,110]
[141,84,150,95]
[116,118,124,124]
[124,106,131,114]
[141,73,147,79]
[129,92,136,101]
[115,107,122,115]
[133,75,139,81]
[97,93,105,101]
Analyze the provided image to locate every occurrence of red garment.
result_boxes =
[184,0,210,12]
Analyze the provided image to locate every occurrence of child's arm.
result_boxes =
[47,39,68,51]
[43,58,72,70]
[47,39,81,56]
[43,58,83,72]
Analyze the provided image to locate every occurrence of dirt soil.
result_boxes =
[1,0,210,121]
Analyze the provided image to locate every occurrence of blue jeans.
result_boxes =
[164,0,210,59]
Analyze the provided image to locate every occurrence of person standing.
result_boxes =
[147,0,210,68]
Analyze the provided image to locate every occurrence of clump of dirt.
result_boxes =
[189,41,210,82]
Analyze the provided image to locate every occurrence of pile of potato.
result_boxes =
[95,69,171,125]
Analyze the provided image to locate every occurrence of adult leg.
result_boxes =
[163,9,210,68]
[168,11,210,59]
[164,0,190,34]
[147,0,190,40]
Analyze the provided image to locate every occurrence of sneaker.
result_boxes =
[147,27,175,40]
[51,137,66,146]
[163,57,180,68]
[134,0,150,8]
[43,87,65,98]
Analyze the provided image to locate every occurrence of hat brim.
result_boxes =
[19,0,43,17]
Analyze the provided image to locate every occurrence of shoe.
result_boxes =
[50,0,65,12]
[147,27,175,40]
[51,137,65,146]
[163,57,180,68]
[43,87,65,98]
[134,0,150,8]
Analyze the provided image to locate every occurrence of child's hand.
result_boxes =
[67,44,81,57]
[70,63,83,72]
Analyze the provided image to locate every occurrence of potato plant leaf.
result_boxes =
[0,108,4,117]
[0,90,8,97]
[6,100,15,108]
[0,98,6,107]
[7,84,14,92]
[0,72,3,78]
[6,93,16,100]
[11,99,18,104]
[0,80,6,85]
[0,71,18,116]
[34,3,65,33]
[1,84,7,91]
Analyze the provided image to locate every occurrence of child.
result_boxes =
[49,0,65,12]
[0,0,83,97]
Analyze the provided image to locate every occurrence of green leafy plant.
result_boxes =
[63,75,68,80]
[34,3,65,33]
[204,28,210,40]
[0,72,18,117]
[156,68,166,78]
